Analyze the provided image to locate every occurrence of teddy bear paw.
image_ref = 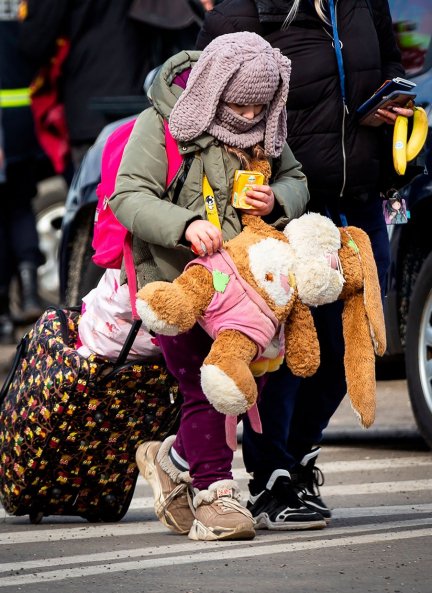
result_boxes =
[201,364,257,416]
[135,300,181,336]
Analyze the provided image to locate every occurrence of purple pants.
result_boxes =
[157,325,234,490]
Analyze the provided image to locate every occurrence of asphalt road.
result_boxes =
[1,337,431,593]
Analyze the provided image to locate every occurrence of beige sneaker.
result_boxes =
[136,436,194,534]
[188,480,256,541]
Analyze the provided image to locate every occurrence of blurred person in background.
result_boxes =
[0,98,4,184]
[0,0,45,344]
[19,0,219,172]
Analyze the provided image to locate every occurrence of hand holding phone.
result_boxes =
[357,77,416,127]
[358,90,416,126]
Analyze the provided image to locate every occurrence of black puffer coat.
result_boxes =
[19,0,156,145]
[0,18,40,165]
[197,0,404,209]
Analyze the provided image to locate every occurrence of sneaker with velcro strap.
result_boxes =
[291,448,332,523]
[189,480,256,541]
[136,436,195,534]
[247,469,327,530]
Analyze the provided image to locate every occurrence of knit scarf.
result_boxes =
[207,104,267,149]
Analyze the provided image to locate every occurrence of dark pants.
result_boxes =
[0,161,42,291]
[243,198,390,489]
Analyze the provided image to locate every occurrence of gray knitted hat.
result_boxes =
[169,32,291,157]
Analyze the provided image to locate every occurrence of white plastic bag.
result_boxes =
[77,269,160,361]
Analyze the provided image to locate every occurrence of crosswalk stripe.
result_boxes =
[228,456,432,481]
[129,478,432,509]
[2,473,431,525]
[1,504,432,546]
[1,517,431,575]
[1,454,429,522]
[1,525,431,586]
[321,478,432,496]
[0,517,432,573]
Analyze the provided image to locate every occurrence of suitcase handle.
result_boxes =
[0,308,141,404]
[115,318,142,367]
[0,335,28,404]
[57,308,76,345]
[57,306,141,369]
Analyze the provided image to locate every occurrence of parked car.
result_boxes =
[382,0,432,447]
[58,3,432,447]
[7,156,68,317]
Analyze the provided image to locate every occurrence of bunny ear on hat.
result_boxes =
[264,49,291,157]
[168,46,242,142]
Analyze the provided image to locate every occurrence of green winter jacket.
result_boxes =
[110,50,309,288]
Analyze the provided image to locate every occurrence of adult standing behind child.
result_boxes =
[196,0,414,530]
[109,32,312,541]
[18,0,224,172]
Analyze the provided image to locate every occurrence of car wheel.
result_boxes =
[9,179,67,318]
[34,182,67,305]
[65,208,104,306]
[405,251,432,449]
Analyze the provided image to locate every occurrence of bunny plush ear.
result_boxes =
[342,291,377,427]
[264,50,291,157]
[339,226,386,428]
[168,46,241,142]
[344,226,386,355]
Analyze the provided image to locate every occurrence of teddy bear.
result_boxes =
[136,212,386,430]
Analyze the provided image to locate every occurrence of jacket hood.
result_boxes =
[254,0,294,22]
[147,50,202,121]
[254,0,314,24]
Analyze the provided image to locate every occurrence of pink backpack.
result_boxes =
[91,118,183,318]
[92,118,183,269]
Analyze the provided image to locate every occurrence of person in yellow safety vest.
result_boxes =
[0,104,5,184]
[0,0,44,344]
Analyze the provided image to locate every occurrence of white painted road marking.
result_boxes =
[1,517,431,575]
[0,526,431,586]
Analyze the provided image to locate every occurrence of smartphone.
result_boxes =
[357,90,416,127]
[231,170,265,209]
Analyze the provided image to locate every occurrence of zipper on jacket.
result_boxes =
[331,0,348,199]
[339,101,348,198]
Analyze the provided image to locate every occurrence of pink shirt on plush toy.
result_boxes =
[185,250,280,359]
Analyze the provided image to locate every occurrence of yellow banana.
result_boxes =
[393,115,408,175]
[406,106,428,162]
[393,106,429,175]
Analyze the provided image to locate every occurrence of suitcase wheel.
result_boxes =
[82,514,103,523]
[82,511,121,523]
[29,510,44,525]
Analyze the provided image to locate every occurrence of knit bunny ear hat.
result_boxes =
[168,32,291,157]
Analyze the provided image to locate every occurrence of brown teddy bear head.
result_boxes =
[224,215,298,323]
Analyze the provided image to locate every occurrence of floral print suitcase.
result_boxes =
[0,308,181,523]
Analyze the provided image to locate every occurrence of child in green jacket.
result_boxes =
[110,31,309,541]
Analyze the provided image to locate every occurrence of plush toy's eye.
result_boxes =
[265,272,274,282]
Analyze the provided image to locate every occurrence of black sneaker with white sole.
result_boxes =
[291,448,332,523]
[247,469,326,530]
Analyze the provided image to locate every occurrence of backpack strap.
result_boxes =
[123,232,139,320]
[164,119,183,186]
[122,120,186,322]
[162,119,194,203]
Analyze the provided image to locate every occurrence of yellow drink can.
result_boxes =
[231,170,265,209]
